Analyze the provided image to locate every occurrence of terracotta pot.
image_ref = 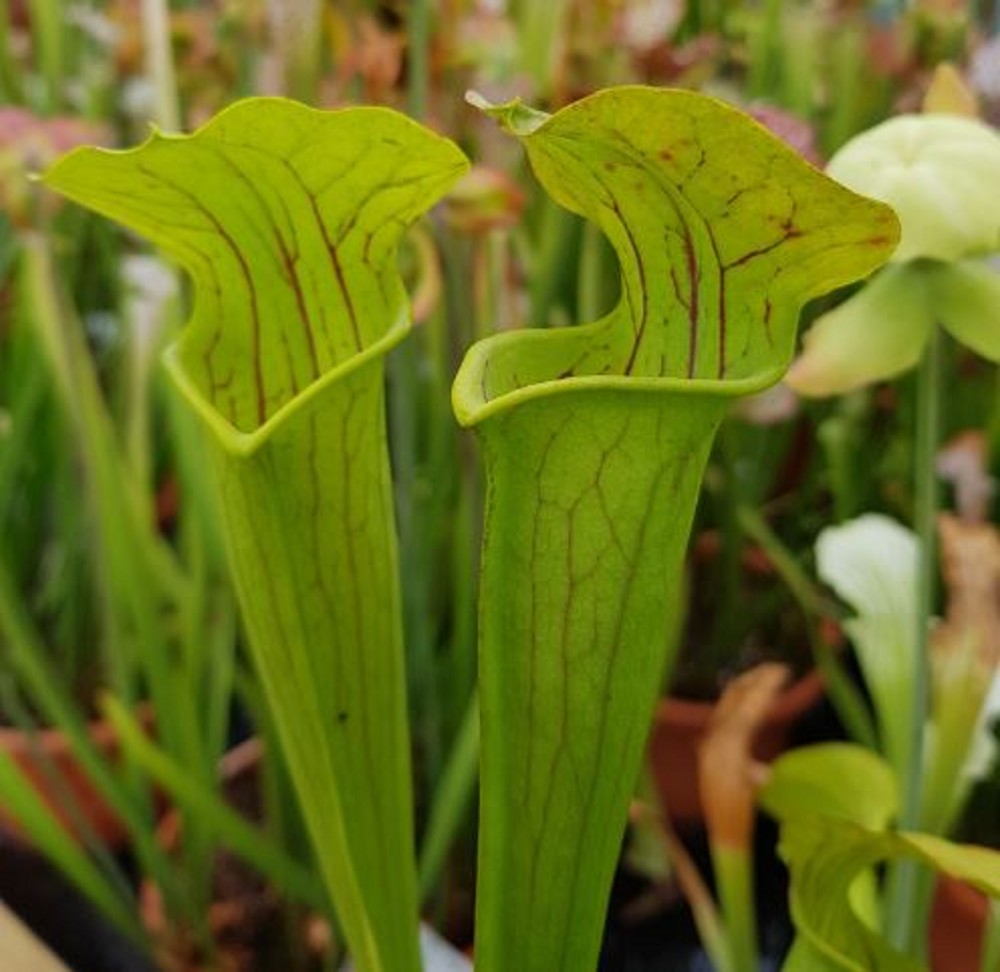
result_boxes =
[930,874,989,972]
[0,705,153,848]
[647,668,826,825]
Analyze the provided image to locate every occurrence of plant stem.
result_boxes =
[512,0,569,96]
[417,692,480,903]
[735,503,878,751]
[887,324,942,954]
[986,365,1000,468]
[407,0,430,121]
[714,427,745,672]
[141,0,180,130]
[27,0,64,112]
[981,899,1000,972]
[712,846,758,972]
[656,813,731,972]
[0,1,25,103]
[910,325,942,810]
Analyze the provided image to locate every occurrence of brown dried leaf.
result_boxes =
[338,14,404,101]
[698,663,790,850]
[935,513,1000,675]
[936,430,995,523]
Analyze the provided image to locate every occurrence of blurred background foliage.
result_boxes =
[1,0,999,960]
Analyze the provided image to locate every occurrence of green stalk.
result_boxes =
[20,232,175,707]
[576,221,609,334]
[511,0,569,96]
[982,900,1000,972]
[987,366,1000,466]
[10,233,219,925]
[407,0,430,121]
[21,235,211,919]
[417,692,480,903]
[22,235,211,926]
[0,329,47,524]
[824,21,866,154]
[528,199,578,328]
[141,0,180,130]
[746,0,782,102]
[655,814,731,972]
[20,236,132,702]
[0,553,180,927]
[269,0,323,102]
[713,846,758,972]
[887,324,943,954]
[386,340,440,789]
[713,427,746,673]
[103,696,328,914]
[400,0,437,803]
[911,329,943,814]
[736,503,878,751]
[0,0,24,103]
[27,0,64,111]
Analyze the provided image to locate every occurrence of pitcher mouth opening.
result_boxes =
[165,305,410,458]
[452,320,784,430]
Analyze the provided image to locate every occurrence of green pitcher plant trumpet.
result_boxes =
[42,98,469,972]
[453,86,899,972]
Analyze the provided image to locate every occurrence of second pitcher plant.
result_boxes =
[453,86,899,972]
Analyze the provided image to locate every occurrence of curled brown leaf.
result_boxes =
[699,663,790,851]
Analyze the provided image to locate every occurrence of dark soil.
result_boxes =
[0,836,155,972]
[147,745,328,972]
[599,818,793,972]
[669,536,817,702]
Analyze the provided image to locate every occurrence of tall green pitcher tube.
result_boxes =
[44,99,469,972]
[454,86,899,972]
